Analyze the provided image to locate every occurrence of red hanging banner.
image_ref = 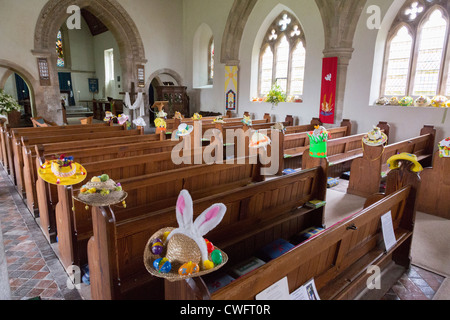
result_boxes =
[319,57,338,124]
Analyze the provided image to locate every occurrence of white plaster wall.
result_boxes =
[0,0,48,81]
[238,0,324,124]
[345,0,449,145]
[182,0,234,113]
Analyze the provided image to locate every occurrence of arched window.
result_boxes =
[381,1,450,98]
[56,30,65,68]
[258,11,306,97]
[208,37,214,85]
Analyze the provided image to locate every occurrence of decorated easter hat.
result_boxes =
[307,126,330,158]
[389,97,399,106]
[38,155,87,186]
[249,131,271,149]
[415,96,431,107]
[173,111,184,120]
[156,109,168,119]
[439,137,450,158]
[72,174,128,209]
[213,116,225,124]
[104,111,116,122]
[431,95,447,108]
[192,113,203,121]
[117,114,129,125]
[144,190,228,282]
[242,115,252,127]
[362,126,388,147]
[133,116,147,127]
[271,122,286,133]
[399,96,414,107]
[387,153,423,173]
[176,123,194,137]
[375,97,389,106]
[154,118,167,132]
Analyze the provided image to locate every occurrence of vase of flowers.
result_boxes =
[265,84,287,110]
[0,89,21,127]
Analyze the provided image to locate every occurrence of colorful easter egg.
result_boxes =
[100,174,109,182]
[205,239,214,254]
[211,250,223,266]
[153,257,171,273]
[203,260,214,270]
[91,176,101,183]
[178,261,200,276]
[151,241,164,255]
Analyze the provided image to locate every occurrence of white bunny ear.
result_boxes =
[175,190,194,229]
[193,203,227,237]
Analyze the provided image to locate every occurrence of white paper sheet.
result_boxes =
[381,211,397,252]
[256,277,290,300]
[290,278,321,300]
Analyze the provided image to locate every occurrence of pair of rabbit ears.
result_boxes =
[175,190,226,237]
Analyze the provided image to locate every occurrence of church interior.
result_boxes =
[0,0,449,302]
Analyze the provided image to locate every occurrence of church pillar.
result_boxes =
[322,47,354,124]
[31,50,64,125]
[315,0,367,125]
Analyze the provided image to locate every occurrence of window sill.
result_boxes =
[250,100,304,104]
[193,85,213,90]
[369,104,449,109]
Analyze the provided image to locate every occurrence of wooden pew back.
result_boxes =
[88,164,327,300]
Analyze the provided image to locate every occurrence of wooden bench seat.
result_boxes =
[87,162,328,300]
[54,150,262,271]
[0,122,112,181]
[15,128,144,214]
[164,159,419,300]
[9,124,131,198]
[416,150,450,219]
[347,125,436,198]
[34,139,181,243]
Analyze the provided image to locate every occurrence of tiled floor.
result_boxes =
[0,167,446,300]
[0,167,82,300]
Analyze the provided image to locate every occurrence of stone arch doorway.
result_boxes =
[33,0,147,124]
[0,60,38,122]
[146,68,184,125]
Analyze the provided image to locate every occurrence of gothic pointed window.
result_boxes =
[258,11,306,98]
[208,37,214,85]
[56,30,65,68]
[381,2,450,99]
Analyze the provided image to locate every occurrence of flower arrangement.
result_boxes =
[0,89,21,115]
[265,84,286,107]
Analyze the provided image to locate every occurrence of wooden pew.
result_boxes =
[1,122,111,176]
[347,125,435,198]
[277,119,353,174]
[56,153,260,267]
[165,159,419,300]
[87,161,328,300]
[8,123,127,195]
[416,151,450,219]
[302,133,368,179]
[35,139,181,243]
[16,128,144,214]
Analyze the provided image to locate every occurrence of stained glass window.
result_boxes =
[382,2,450,99]
[384,26,413,96]
[208,38,214,84]
[56,30,64,68]
[258,11,306,98]
[260,46,274,95]
[412,10,447,96]
[290,41,306,96]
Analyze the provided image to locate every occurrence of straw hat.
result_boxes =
[249,131,271,149]
[38,156,87,186]
[176,123,194,137]
[143,190,228,282]
[117,114,129,125]
[362,126,388,147]
[72,175,127,208]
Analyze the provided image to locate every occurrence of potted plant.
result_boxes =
[265,84,287,110]
[0,89,21,127]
